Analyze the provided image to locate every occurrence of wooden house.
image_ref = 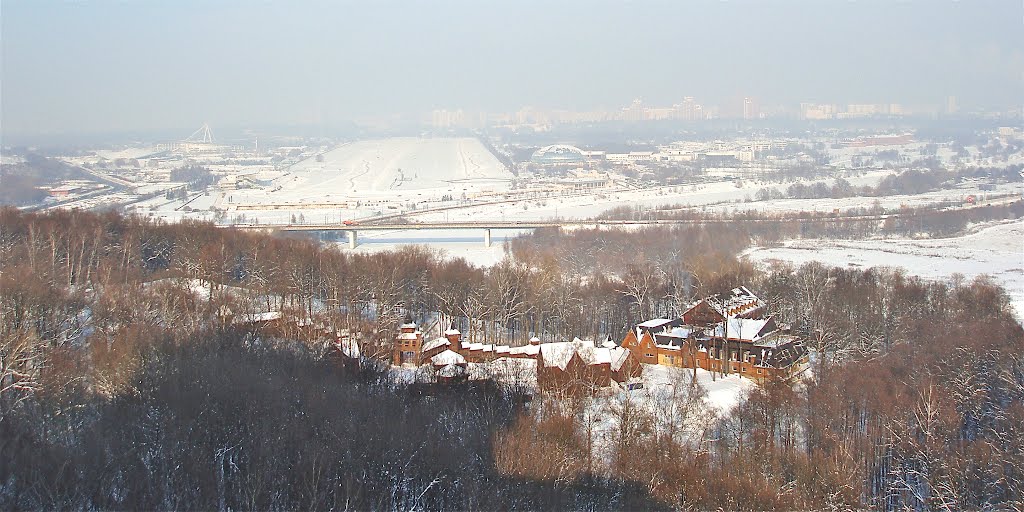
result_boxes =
[624,286,808,384]
[537,338,640,395]
[620,329,659,365]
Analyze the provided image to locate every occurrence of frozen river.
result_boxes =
[744,220,1024,323]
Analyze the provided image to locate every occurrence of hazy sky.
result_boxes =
[2,1,1022,137]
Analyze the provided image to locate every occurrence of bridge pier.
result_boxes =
[484,228,492,248]
[348,230,358,249]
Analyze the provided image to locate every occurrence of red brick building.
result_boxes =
[393,323,423,365]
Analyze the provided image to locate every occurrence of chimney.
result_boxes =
[445,328,462,346]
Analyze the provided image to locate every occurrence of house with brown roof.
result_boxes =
[624,287,808,384]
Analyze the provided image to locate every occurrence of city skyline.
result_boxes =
[3,1,1022,138]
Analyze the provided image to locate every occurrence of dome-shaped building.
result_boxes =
[531,144,587,165]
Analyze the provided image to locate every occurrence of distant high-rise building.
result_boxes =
[674,96,703,121]
[800,102,836,120]
[946,95,958,114]
[742,97,758,120]
[843,104,881,118]
[432,109,467,128]
[622,98,644,122]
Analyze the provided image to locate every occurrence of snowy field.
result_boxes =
[405,170,1020,224]
[744,220,1024,322]
[276,137,512,199]
[134,137,513,224]
[329,177,1019,268]
[407,171,899,223]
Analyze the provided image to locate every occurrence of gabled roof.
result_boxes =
[540,340,587,369]
[431,349,467,366]
[638,330,657,346]
[609,347,632,372]
[540,338,628,370]
[637,318,673,329]
[654,326,698,347]
[705,286,765,318]
[710,317,776,342]
[421,337,450,353]
[621,330,638,347]
[758,339,807,369]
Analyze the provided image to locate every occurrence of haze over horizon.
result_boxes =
[2,0,1022,138]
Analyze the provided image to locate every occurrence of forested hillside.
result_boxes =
[1,208,1021,510]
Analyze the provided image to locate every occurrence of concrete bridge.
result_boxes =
[235,220,643,248]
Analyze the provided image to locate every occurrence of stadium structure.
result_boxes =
[156,123,244,154]
[530,144,587,165]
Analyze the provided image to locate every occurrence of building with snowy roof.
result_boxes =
[392,322,424,365]
[622,286,808,384]
[537,338,641,394]
[389,324,640,391]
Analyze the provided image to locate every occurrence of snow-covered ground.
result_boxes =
[638,363,755,414]
[405,171,1020,224]
[137,137,513,225]
[389,357,752,416]
[574,364,754,469]
[744,219,1024,322]
[332,175,1019,267]
[407,171,898,223]
[93,146,162,160]
[335,233,514,267]
[268,137,511,199]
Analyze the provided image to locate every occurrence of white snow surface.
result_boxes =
[284,137,512,199]
[744,219,1024,323]
[421,337,451,353]
[431,349,467,366]
[639,364,756,414]
[468,358,539,393]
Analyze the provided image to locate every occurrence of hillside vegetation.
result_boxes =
[1,208,1021,510]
